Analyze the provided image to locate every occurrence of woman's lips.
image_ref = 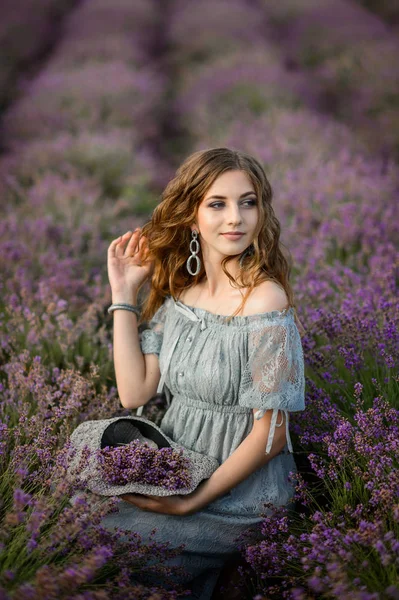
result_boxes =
[221,233,245,240]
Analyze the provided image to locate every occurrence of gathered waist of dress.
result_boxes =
[170,393,251,414]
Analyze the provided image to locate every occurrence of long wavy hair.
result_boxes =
[139,147,305,335]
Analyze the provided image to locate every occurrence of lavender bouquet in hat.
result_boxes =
[67,415,220,497]
[97,440,192,491]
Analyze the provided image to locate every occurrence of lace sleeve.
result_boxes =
[238,314,305,455]
[139,296,171,357]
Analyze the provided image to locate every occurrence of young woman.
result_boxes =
[104,147,306,599]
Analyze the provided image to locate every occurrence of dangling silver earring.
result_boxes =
[239,244,255,268]
[186,230,201,276]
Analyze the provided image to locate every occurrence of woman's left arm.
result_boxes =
[183,408,287,514]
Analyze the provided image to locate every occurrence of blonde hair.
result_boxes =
[139,147,305,335]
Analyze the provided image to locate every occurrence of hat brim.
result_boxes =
[68,415,220,497]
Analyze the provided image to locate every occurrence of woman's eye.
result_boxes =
[209,199,257,209]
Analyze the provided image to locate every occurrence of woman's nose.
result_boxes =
[227,204,242,224]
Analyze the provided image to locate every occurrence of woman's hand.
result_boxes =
[107,228,154,296]
[120,492,201,516]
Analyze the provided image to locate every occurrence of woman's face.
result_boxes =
[192,169,259,261]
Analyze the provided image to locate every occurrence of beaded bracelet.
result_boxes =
[108,303,141,318]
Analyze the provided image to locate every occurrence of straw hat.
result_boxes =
[68,415,220,497]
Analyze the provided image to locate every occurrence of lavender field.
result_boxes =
[0,0,398,598]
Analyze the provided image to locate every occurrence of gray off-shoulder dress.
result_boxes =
[101,295,306,600]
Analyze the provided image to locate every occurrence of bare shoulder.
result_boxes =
[243,280,289,315]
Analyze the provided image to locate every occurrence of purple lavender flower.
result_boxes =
[96,441,192,491]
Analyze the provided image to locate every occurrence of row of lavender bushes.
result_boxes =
[0,0,77,114]
[0,0,398,598]
[259,0,399,162]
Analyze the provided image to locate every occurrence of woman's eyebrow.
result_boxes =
[206,191,256,200]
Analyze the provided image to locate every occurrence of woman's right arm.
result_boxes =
[108,229,159,409]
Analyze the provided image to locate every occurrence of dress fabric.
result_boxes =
[101,295,306,599]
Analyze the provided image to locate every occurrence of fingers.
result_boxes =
[108,230,131,257]
[121,493,155,511]
[137,235,148,260]
[108,235,122,255]
[123,229,141,257]
[108,228,145,258]
[125,229,150,262]
[116,231,133,258]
